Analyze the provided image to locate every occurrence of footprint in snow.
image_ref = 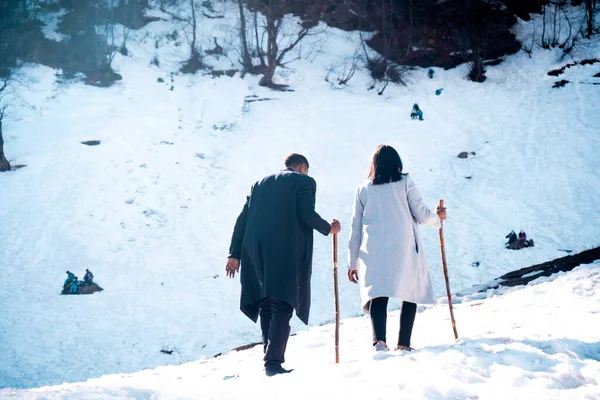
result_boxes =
[372,351,395,361]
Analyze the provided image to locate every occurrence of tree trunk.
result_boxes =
[475,57,483,81]
[586,0,594,39]
[128,0,143,29]
[190,0,197,55]
[118,0,144,29]
[469,47,485,82]
[259,63,276,86]
[552,2,558,47]
[254,11,266,67]
[237,0,253,71]
[20,0,28,19]
[405,0,413,58]
[259,16,278,86]
[542,5,547,47]
[0,119,10,172]
[81,2,102,72]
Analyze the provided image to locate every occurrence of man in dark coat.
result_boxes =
[226,153,341,376]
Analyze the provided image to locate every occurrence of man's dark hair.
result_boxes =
[368,144,404,185]
[285,153,309,169]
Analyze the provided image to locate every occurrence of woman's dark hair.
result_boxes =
[368,144,403,185]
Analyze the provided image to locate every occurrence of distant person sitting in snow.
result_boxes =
[517,231,534,248]
[410,104,424,121]
[506,230,534,250]
[505,230,517,248]
[83,269,94,285]
[69,277,79,294]
[518,230,526,245]
[428,68,435,79]
[64,271,76,287]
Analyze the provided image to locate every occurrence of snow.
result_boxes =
[40,9,69,42]
[0,2,599,396]
[520,270,545,279]
[2,263,600,399]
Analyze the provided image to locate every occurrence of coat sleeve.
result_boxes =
[228,185,253,259]
[348,186,365,270]
[406,175,441,228]
[296,176,331,236]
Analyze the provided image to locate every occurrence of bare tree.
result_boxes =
[325,45,362,88]
[0,2,20,171]
[0,32,19,171]
[118,0,148,29]
[237,0,254,72]
[540,1,577,49]
[0,77,11,172]
[536,0,596,58]
[190,0,198,57]
[542,3,548,47]
[181,0,205,73]
[61,1,120,81]
[239,0,321,87]
[404,0,414,59]
[98,2,119,72]
[120,24,131,55]
[253,11,266,67]
[350,0,406,94]
[260,16,310,85]
[584,0,598,38]
[160,0,205,73]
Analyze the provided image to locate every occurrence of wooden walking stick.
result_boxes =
[333,233,340,363]
[438,199,459,340]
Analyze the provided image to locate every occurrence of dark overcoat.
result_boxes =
[228,168,331,325]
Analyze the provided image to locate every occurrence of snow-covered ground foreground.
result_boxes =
[0,3,599,391]
[2,262,599,399]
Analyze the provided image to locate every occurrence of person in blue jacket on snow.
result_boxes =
[410,104,424,121]
[69,277,79,294]
[83,269,94,285]
[64,271,75,287]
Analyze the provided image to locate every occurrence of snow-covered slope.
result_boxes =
[3,262,600,399]
[0,4,599,390]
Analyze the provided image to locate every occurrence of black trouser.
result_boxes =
[259,297,293,368]
[369,297,417,347]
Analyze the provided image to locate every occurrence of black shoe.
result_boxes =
[265,365,293,377]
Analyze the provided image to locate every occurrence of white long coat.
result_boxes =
[348,175,441,313]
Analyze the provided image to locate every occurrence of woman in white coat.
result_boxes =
[347,145,446,352]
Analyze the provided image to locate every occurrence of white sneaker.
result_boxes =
[374,341,389,352]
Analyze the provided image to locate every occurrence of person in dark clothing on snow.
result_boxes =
[517,231,534,248]
[505,230,517,248]
[226,153,341,377]
[83,269,94,285]
[506,230,534,249]
[411,104,424,121]
[518,230,527,246]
